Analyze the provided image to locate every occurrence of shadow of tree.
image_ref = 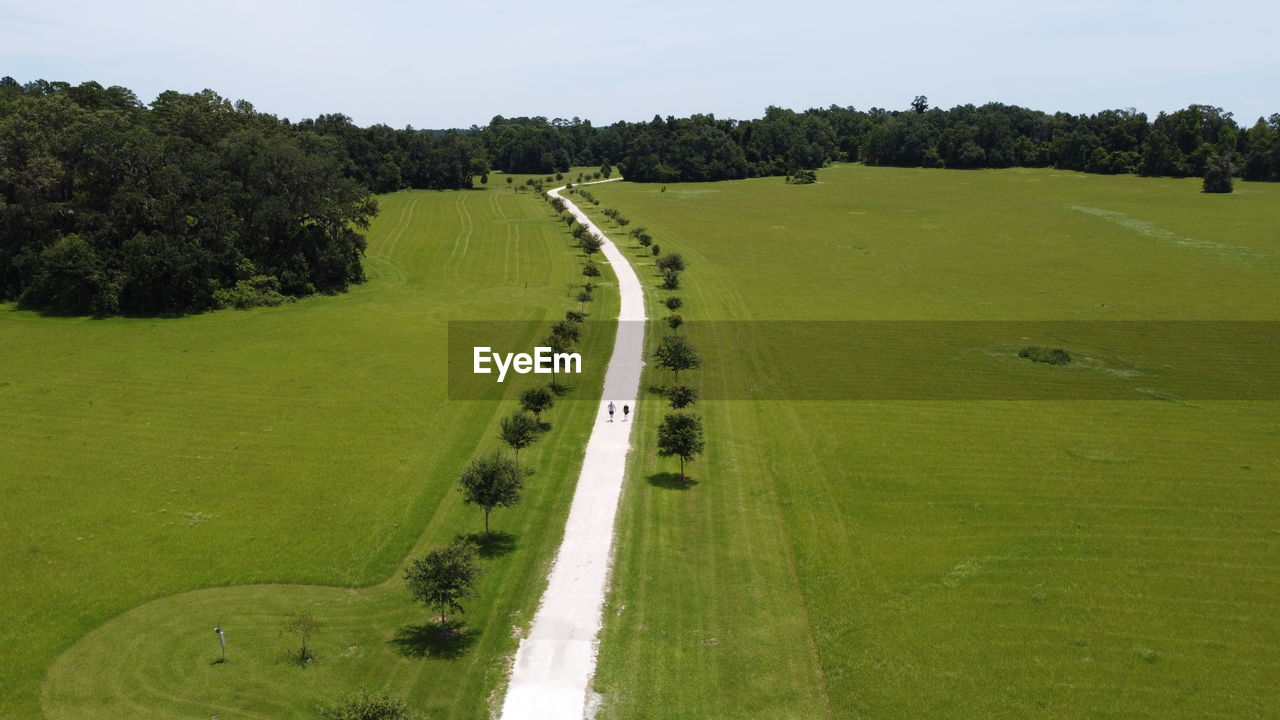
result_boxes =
[275,648,317,668]
[646,383,668,396]
[648,472,697,490]
[459,531,518,559]
[389,622,479,660]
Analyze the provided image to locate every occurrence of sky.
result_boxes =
[2,0,1277,128]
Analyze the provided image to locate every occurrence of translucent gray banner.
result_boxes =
[448,321,1280,401]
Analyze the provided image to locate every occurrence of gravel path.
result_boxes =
[499,178,645,720]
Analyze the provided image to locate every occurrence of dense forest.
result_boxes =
[0,78,486,315]
[4,77,1278,316]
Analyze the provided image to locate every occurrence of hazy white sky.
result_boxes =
[2,0,1277,128]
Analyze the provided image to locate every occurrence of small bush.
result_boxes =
[656,253,685,272]
[321,689,416,720]
[1018,346,1072,365]
[1203,153,1234,194]
[788,169,817,184]
[667,384,698,409]
[214,275,288,310]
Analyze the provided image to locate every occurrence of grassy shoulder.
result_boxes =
[2,185,617,718]
[580,165,1280,719]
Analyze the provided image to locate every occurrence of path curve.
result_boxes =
[499,178,645,720]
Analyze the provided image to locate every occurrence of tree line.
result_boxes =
[475,101,1280,183]
[579,198,706,482]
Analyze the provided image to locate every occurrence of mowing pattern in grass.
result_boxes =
[1,171,618,719]
[578,166,1280,720]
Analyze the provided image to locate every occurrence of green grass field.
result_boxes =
[580,166,1280,719]
[0,171,614,719]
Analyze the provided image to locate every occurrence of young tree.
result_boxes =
[661,270,680,290]
[664,296,683,312]
[653,335,701,382]
[551,319,582,344]
[580,233,604,255]
[601,161,612,178]
[280,611,323,664]
[582,260,601,278]
[666,313,684,333]
[405,539,480,627]
[655,253,685,272]
[565,309,585,323]
[666,385,697,409]
[637,233,653,247]
[576,289,593,311]
[457,450,523,537]
[322,690,416,720]
[499,411,541,469]
[629,226,647,238]
[506,176,513,191]
[1203,152,1234,193]
[651,243,662,257]
[543,332,574,387]
[657,412,705,482]
[520,385,554,420]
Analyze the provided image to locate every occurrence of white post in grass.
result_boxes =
[214,625,226,662]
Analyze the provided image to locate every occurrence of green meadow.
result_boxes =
[581,166,1280,719]
[0,172,614,718]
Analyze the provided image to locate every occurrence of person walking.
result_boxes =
[607,401,615,422]
[622,404,630,422]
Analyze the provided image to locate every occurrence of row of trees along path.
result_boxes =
[499,178,645,720]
